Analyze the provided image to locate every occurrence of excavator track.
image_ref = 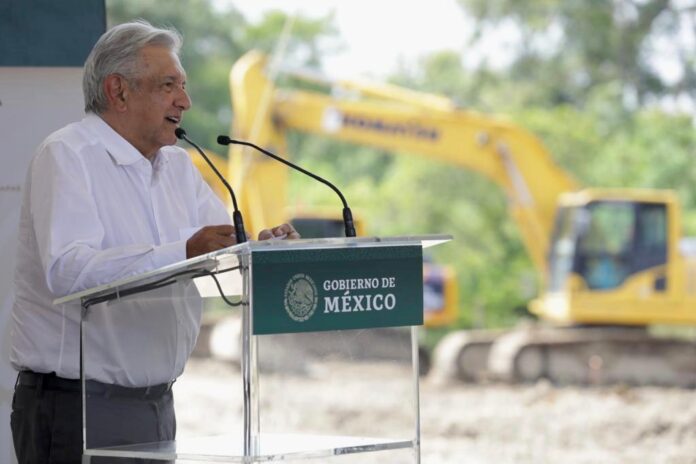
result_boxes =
[433,327,696,387]
[431,329,501,382]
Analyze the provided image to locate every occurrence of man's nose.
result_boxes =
[176,88,192,111]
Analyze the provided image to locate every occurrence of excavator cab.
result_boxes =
[536,189,684,326]
[549,198,668,292]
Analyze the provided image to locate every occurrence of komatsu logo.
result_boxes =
[321,108,439,141]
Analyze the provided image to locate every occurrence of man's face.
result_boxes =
[124,45,191,158]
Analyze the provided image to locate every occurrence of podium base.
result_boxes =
[83,433,414,462]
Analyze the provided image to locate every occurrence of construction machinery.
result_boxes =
[198,50,696,386]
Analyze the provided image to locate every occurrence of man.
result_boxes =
[10,20,298,463]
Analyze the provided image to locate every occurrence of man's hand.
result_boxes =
[186,225,237,258]
[257,223,300,241]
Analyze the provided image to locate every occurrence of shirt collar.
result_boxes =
[84,113,168,168]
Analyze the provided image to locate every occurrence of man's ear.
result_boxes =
[103,74,130,112]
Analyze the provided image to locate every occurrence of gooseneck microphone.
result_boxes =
[175,128,247,244]
[217,135,356,237]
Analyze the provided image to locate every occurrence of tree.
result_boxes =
[457,0,696,110]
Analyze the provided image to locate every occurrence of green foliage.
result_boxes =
[515,105,696,223]
[457,0,694,108]
[243,10,337,67]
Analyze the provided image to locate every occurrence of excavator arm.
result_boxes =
[221,50,695,332]
[228,51,578,276]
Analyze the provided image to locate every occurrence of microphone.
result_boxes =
[217,135,356,237]
[175,128,247,244]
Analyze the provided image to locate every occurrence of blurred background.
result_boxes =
[108,0,696,329]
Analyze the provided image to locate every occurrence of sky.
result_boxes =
[227,0,486,79]
[228,0,695,116]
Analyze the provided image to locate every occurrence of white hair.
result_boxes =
[82,20,182,113]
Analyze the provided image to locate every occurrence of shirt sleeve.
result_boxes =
[31,141,187,297]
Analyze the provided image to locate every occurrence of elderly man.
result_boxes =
[10,20,298,463]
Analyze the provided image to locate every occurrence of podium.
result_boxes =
[55,235,451,463]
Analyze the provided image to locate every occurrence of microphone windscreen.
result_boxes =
[217,135,231,145]
[175,127,186,139]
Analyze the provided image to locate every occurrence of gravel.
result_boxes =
[173,357,696,463]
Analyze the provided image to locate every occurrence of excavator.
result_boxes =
[193,50,696,387]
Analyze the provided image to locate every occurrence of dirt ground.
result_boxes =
[173,357,696,464]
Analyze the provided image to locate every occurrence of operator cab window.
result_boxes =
[573,201,667,291]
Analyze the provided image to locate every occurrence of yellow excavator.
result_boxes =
[195,50,696,386]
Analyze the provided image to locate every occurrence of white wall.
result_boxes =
[0,67,85,463]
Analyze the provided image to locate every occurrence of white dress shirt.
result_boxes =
[10,114,230,386]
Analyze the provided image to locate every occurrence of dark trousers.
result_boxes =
[11,372,176,464]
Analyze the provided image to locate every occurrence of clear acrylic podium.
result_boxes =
[55,235,451,463]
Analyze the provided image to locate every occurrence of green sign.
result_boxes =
[251,245,423,335]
